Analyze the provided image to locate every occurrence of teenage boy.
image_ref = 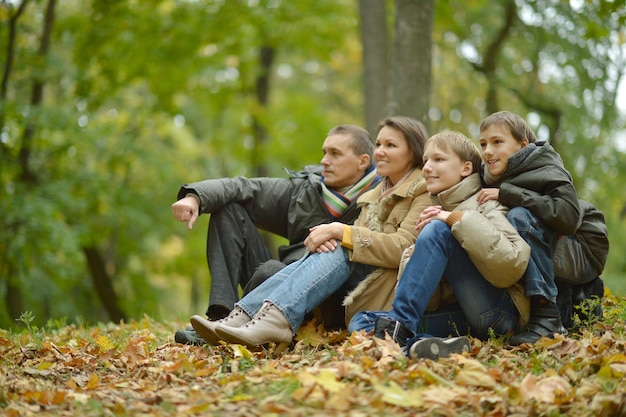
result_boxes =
[477,111,581,345]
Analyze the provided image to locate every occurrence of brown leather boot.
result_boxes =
[190,306,251,345]
[215,302,293,347]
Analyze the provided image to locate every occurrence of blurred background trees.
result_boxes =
[1,0,624,329]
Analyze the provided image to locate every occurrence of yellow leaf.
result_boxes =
[371,379,423,408]
[95,335,115,352]
[296,319,326,348]
[231,344,253,359]
[67,378,78,390]
[297,369,345,393]
[603,352,626,365]
[37,362,54,370]
[230,393,253,402]
[86,374,99,390]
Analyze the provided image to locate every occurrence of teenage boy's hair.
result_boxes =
[427,130,482,174]
[479,111,537,144]
[328,125,376,167]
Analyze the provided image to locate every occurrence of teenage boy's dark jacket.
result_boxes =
[481,141,581,235]
[555,199,609,282]
[178,165,381,263]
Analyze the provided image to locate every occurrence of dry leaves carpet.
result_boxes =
[1,293,625,417]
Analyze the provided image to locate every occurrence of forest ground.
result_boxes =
[1,291,625,416]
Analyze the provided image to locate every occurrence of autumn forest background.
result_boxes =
[1,0,626,332]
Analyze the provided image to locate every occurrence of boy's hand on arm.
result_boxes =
[477,188,499,205]
[305,223,343,253]
[172,195,200,231]
[416,205,450,232]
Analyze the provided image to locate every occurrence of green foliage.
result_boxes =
[15,311,43,347]
[0,0,625,330]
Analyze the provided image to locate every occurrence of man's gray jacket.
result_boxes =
[178,165,377,262]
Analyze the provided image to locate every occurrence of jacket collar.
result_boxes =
[430,173,481,210]
[358,168,425,204]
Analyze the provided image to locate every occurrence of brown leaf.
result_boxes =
[296,319,326,348]
[519,373,572,404]
[455,369,497,388]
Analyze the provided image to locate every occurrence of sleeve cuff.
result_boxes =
[185,193,200,204]
[445,211,464,227]
[341,225,353,250]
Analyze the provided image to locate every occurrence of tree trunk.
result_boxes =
[0,1,31,323]
[250,44,276,253]
[82,246,127,323]
[3,257,24,323]
[1,0,30,129]
[389,0,434,130]
[19,0,56,184]
[1,0,56,324]
[251,45,274,178]
[359,0,389,136]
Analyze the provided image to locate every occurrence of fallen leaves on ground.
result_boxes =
[1,294,625,416]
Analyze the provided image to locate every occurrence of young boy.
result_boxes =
[477,111,581,345]
[349,130,532,360]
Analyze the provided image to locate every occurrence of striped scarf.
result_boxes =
[321,165,379,220]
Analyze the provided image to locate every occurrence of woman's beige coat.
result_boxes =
[343,169,431,326]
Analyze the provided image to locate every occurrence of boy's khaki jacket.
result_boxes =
[343,169,431,326]
[399,174,532,327]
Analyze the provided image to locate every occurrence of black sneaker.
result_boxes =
[408,336,471,360]
[373,317,412,346]
[174,325,205,346]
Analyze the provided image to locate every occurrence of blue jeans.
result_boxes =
[348,302,470,337]
[507,207,559,303]
[349,220,520,341]
[237,246,374,334]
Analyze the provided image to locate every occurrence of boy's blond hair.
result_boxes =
[426,130,482,174]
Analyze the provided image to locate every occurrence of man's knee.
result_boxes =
[242,260,287,296]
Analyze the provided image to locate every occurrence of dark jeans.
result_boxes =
[205,203,273,316]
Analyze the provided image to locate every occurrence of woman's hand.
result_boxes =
[304,222,343,253]
[477,188,499,205]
